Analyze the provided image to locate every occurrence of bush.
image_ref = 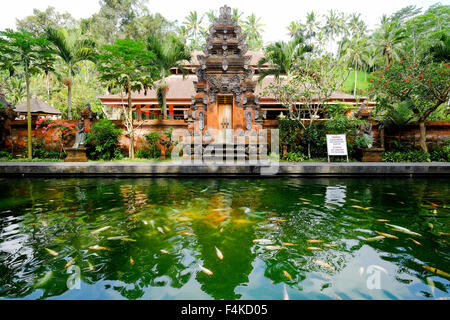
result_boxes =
[283,151,307,162]
[85,119,122,160]
[0,151,12,160]
[430,141,450,162]
[25,138,63,159]
[382,150,431,162]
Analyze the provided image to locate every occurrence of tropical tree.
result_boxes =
[304,11,321,41]
[0,29,55,158]
[257,35,313,82]
[146,34,191,118]
[340,36,370,95]
[97,38,158,158]
[232,8,243,25]
[287,21,303,39]
[242,13,265,50]
[370,55,450,152]
[372,16,405,67]
[46,28,97,119]
[322,9,345,55]
[183,11,203,50]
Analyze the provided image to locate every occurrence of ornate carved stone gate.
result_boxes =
[185,5,265,140]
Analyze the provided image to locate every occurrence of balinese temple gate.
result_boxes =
[183,5,267,161]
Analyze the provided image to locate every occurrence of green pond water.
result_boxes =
[0,177,449,300]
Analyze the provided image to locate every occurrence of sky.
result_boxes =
[0,0,444,44]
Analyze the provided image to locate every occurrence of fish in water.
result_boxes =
[219,228,223,233]
[157,227,164,234]
[307,240,323,243]
[45,248,59,256]
[283,270,293,281]
[323,243,338,248]
[91,226,111,235]
[428,223,434,230]
[375,231,398,239]
[426,278,435,296]
[299,198,310,202]
[377,219,390,222]
[121,238,136,242]
[183,232,195,236]
[87,261,95,271]
[107,236,129,240]
[283,284,289,300]
[130,257,134,265]
[438,232,450,236]
[366,236,385,241]
[160,249,170,254]
[283,243,296,246]
[409,238,422,246]
[264,245,284,250]
[198,264,213,276]
[386,224,422,237]
[89,245,110,251]
[422,265,450,278]
[215,247,223,260]
[253,239,273,244]
[42,221,48,227]
[427,201,439,207]
[307,247,323,251]
[164,226,171,232]
[352,205,370,210]
[313,260,334,270]
[64,258,76,269]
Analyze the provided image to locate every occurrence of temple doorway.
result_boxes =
[217,95,233,142]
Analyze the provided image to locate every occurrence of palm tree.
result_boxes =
[243,13,265,50]
[147,34,191,119]
[287,21,303,39]
[323,10,344,55]
[305,11,320,41]
[183,11,203,50]
[257,35,313,82]
[372,16,405,67]
[232,8,243,25]
[46,28,96,119]
[340,36,370,95]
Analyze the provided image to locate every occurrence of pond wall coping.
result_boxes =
[0,162,449,177]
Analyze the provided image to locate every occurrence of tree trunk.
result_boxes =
[353,68,357,96]
[26,71,32,159]
[68,83,72,120]
[128,89,135,159]
[163,90,167,119]
[418,119,427,153]
[46,72,50,100]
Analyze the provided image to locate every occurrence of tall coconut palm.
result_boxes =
[305,11,320,41]
[340,36,370,95]
[46,28,96,119]
[183,11,203,50]
[323,9,344,55]
[147,34,191,119]
[287,21,304,39]
[243,13,265,50]
[257,35,313,82]
[372,16,405,67]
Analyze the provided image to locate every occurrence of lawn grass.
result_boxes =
[342,70,376,95]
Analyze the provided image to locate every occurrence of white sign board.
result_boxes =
[326,134,348,162]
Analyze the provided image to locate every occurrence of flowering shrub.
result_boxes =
[35,118,77,140]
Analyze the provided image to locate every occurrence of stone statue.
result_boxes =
[361,122,373,149]
[73,121,87,149]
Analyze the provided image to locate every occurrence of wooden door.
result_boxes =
[218,104,232,142]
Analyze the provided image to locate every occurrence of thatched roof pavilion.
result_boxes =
[14,98,61,116]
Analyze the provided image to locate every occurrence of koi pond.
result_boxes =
[0,177,448,300]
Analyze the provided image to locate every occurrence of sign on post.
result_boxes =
[326,134,349,162]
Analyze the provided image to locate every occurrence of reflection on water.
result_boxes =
[0,177,448,300]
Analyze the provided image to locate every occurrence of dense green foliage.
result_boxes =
[85,119,122,160]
